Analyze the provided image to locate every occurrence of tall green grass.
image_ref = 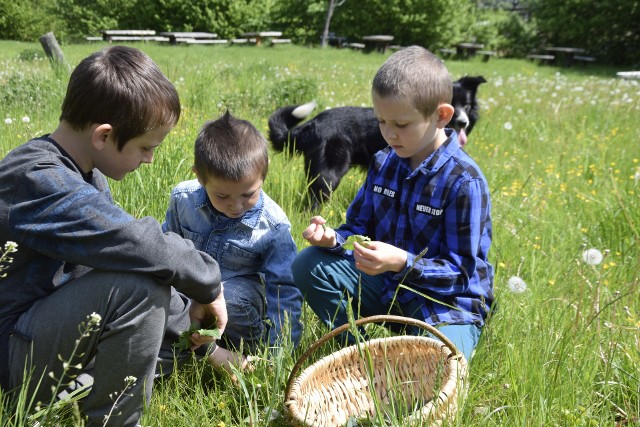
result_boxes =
[1,40,638,426]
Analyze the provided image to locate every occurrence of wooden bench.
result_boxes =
[345,42,365,50]
[270,38,292,45]
[241,31,282,46]
[183,39,228,45]
[573,55,596,66]
[527,54,555,64]
[456,42,484,58]
[158,32,219,45]
[477,50,497,62]
[102,30,156,42]
[438,48,456,58]
[85,36,102,42]
[616,71,640,79]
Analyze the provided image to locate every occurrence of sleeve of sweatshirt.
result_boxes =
[9,161,220,304]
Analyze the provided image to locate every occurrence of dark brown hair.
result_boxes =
[193,111,269,182]
[60,45,180,150]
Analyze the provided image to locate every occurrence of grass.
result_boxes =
[1,40,639,426]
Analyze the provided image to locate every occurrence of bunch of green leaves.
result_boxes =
[342,234,372,250]
[174,323,221,351]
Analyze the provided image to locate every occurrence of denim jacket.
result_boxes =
[162,180,303,346]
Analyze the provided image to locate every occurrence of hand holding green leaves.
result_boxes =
[174,322,221,351]
[342,234,372,250]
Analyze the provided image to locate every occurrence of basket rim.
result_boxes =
[285,315,463,400]
[285,335,467,426]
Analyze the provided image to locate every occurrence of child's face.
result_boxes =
[95,124,172,181]
[372,93,447,168]
[199,172,263,219]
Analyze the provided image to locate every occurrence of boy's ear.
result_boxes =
[91,124,113,150]
[436,103,455,128]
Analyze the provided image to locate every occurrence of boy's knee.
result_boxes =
[92,271,172,328]
[291,246,322,284]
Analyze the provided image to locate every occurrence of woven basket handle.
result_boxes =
[285,314,461,399]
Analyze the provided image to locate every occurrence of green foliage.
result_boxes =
[0,0,60,41]
[471,9,539,56]
[529,0,640,66]
[131,0,275,37]
[55,0,125,39]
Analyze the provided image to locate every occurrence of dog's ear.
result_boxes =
[459,76,487,92]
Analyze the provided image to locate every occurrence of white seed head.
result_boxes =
[582,248,603,265]
[507,276,527,294]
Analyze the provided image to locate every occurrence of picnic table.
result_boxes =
[617,71,640,79]
[101,30,161,42]
[543,47,587,67]
[241,31,282,46]
[456,42,485,58]
[159,32,219,45]
[362,35,394,53]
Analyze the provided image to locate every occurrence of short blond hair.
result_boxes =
[372,45,452,117]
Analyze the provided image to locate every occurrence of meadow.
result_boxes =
[0,40,638,426]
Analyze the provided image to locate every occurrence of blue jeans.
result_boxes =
[218,275,266,354]
[292,246,481,361]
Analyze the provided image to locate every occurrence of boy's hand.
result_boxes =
[352,241,407,275]
[188,286,228,351]
[301,216,337,247]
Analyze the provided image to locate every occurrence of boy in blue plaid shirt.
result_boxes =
[292,46,494,361]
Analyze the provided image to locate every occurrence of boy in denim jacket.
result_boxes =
[293,46,494,362]
[0,46,227,426]
[163,111,303,372]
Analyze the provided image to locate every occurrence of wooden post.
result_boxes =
[39,32,68,70]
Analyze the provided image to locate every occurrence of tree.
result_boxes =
[320,0,345,48]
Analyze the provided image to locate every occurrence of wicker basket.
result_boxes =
[285,315,467,427]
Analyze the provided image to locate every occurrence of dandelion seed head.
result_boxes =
[4,118,12,125]
[582,248,603,265]
[507,276,527,293]
[503,122,513,130]
[22,116,30,123]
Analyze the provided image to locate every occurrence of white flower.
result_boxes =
[507,276,527,293]
[503,122,513,130]
[582,248,603,265]
[4,118,12,125]
[4,241,18,253]
[124,376,137,385]
[88,312,102,325]
[22,116,30,123]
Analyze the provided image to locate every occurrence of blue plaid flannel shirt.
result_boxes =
[334,130,494,326]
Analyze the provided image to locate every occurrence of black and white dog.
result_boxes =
[268,75,486,208]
